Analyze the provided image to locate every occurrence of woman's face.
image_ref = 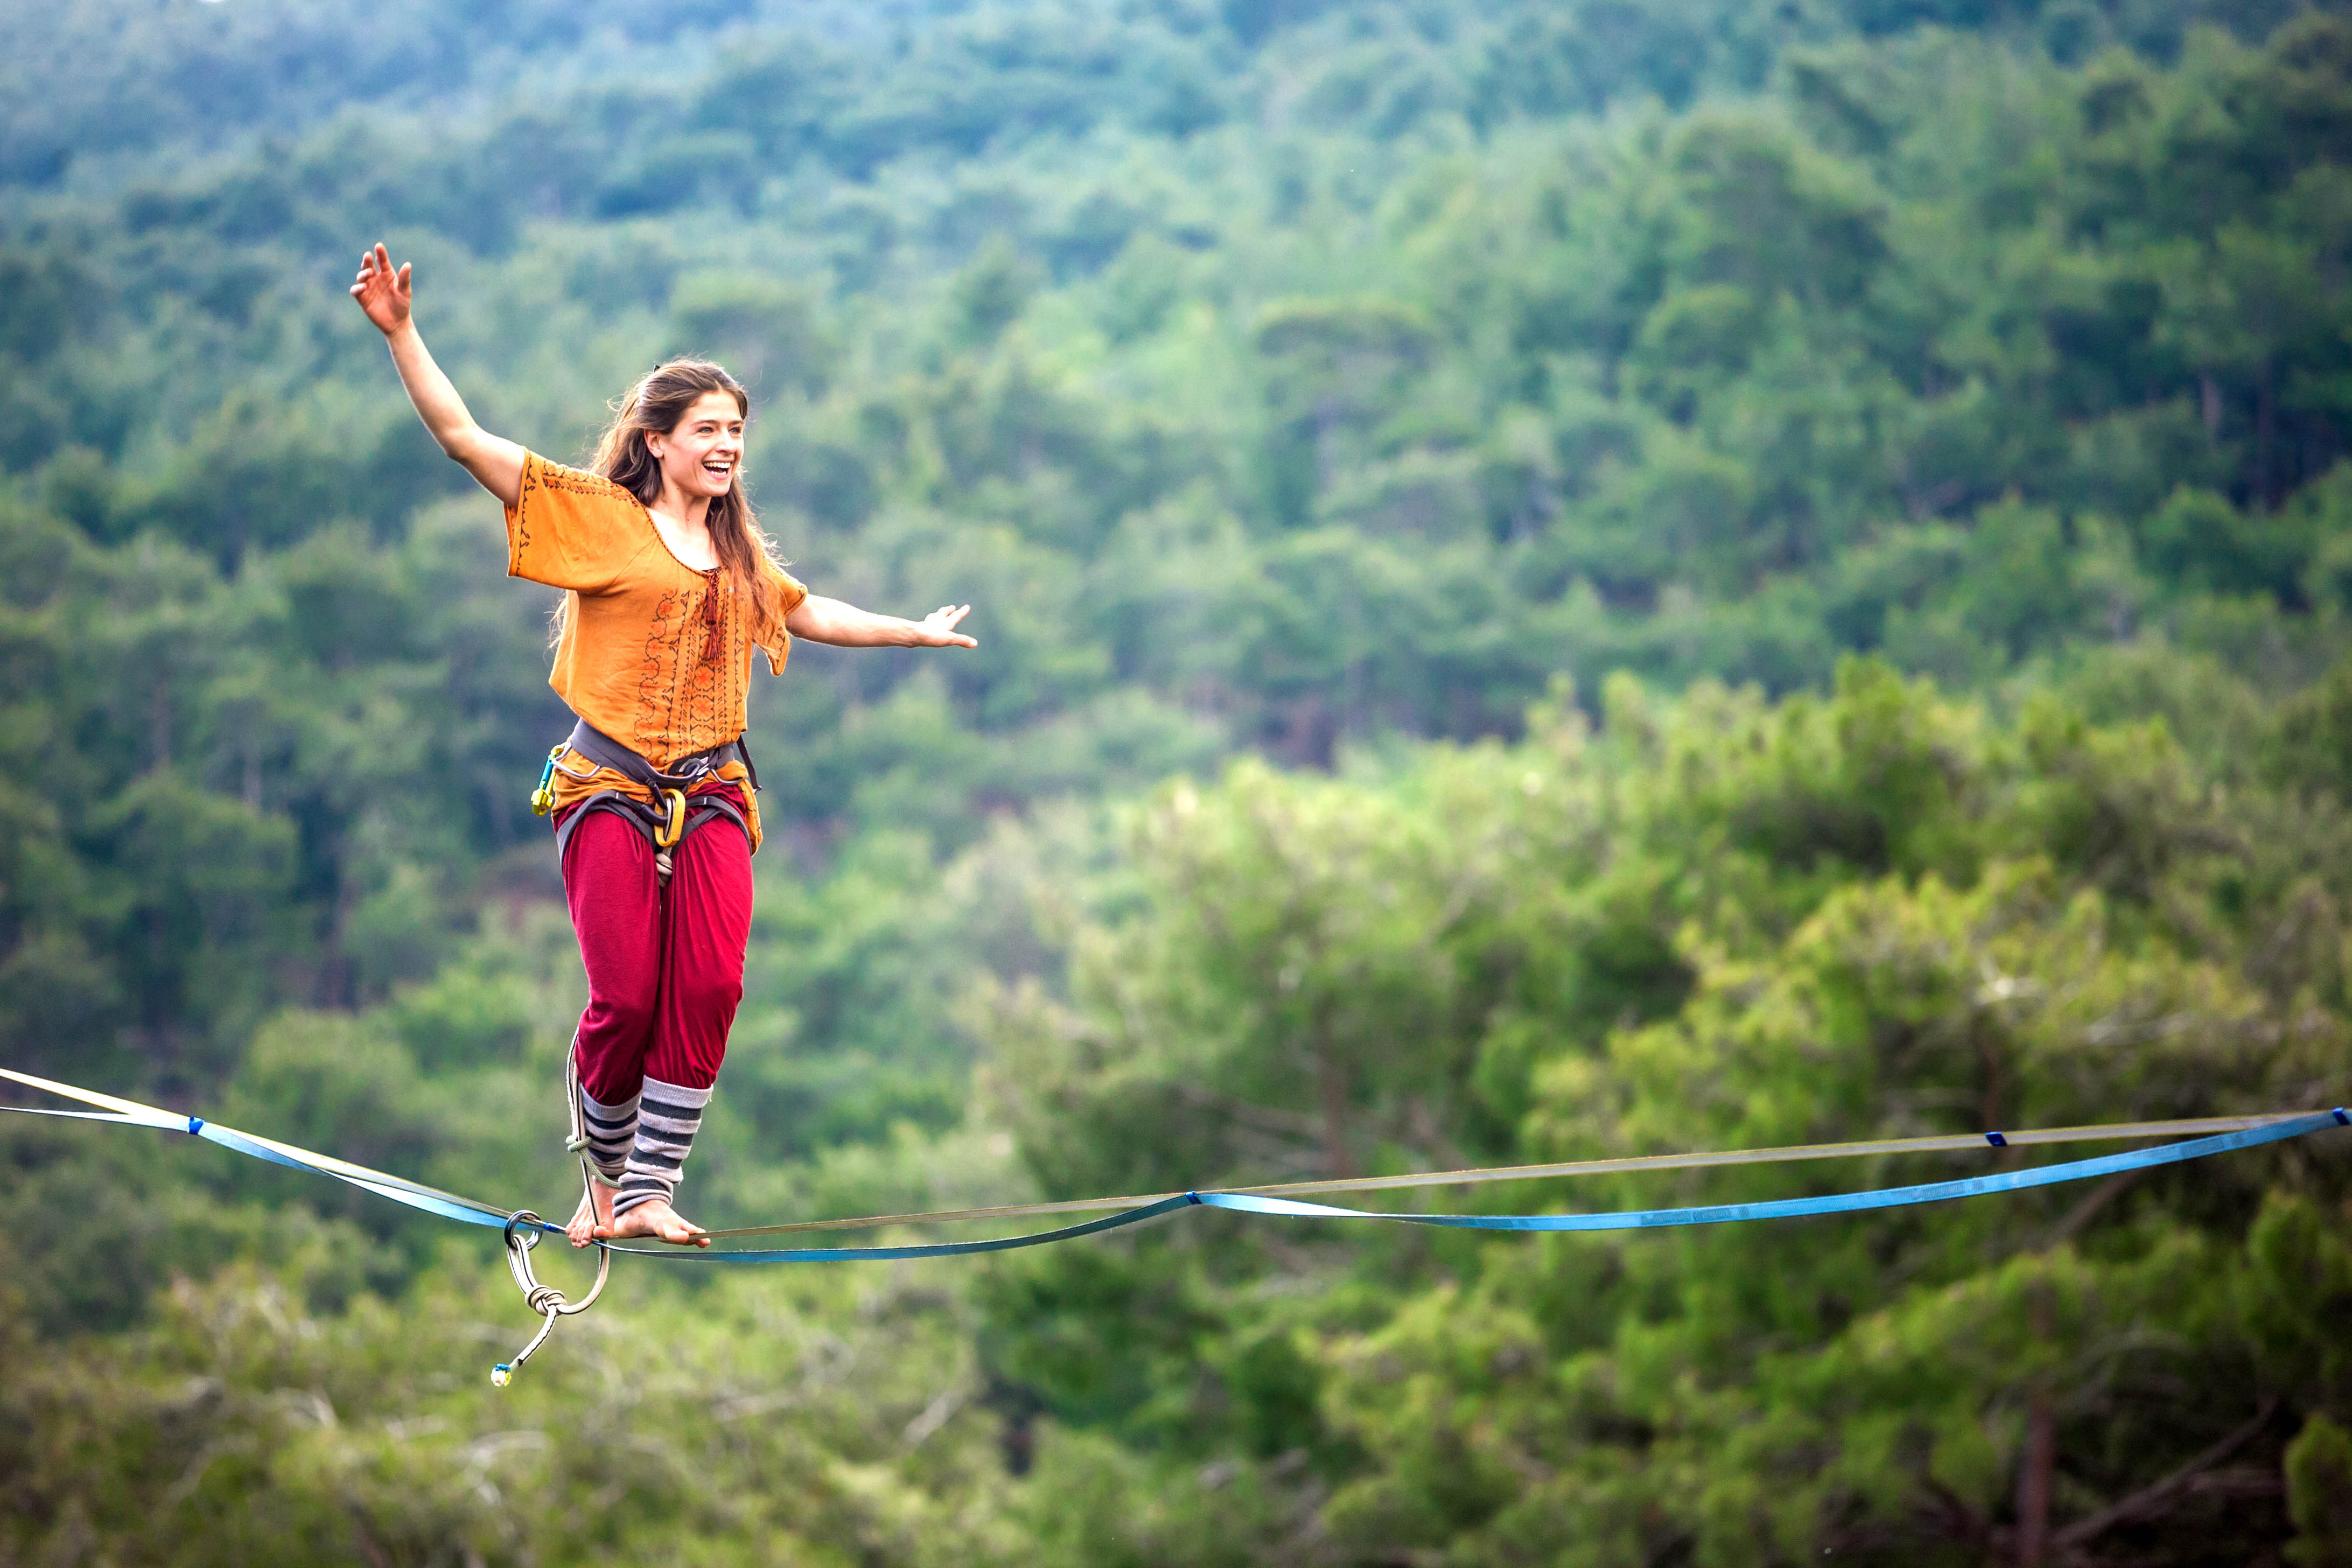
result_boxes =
[645,390,746,502]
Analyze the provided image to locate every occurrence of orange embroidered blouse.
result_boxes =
[505,453,807,849]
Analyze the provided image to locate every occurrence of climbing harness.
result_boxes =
[5,1066,2345,1387]
[532,718,760,882]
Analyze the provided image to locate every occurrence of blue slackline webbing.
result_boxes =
[195,1120,521,1231]
[1192,1110,2351,1234]
[615,1193,1213,1262]
[0,1074,528,1234]
[5,1067,2345,1260]
[612,1109,2351,1262]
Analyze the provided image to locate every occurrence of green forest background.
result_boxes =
[6,0,2352,1562]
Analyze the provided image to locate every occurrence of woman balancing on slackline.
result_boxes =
[351,243,976,1249]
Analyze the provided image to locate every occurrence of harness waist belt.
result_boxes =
[543,720,760,859]
[561,719,759,795]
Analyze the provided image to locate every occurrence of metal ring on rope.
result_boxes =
[491,1208,610,1387]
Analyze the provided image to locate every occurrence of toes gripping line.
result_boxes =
[5,1065,2346,1389]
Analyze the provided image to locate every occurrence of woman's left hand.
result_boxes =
[913,605,978,648]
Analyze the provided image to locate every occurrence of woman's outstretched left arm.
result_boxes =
[786,598,977,649]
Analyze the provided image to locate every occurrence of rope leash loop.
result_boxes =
[492,1209,610,1387]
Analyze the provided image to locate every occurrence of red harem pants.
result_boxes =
[557,783,754,1102]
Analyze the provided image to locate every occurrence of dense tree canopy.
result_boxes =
[4,1,2351,1563]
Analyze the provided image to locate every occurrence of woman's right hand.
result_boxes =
[347,239,525,506]
[349,242,412,336]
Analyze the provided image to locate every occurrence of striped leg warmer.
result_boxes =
[574,1084,639,1187]
[613,1077,711,1217]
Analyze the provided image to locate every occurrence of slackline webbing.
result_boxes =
[0,1067,518,1231]
[680,1111,2339,1238]
[4,1067,2346,1262]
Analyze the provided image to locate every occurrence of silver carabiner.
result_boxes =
[491,1209,610,1387]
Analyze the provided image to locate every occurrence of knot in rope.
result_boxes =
[492,1209,608,1388]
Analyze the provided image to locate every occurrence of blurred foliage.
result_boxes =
[975,662,2352,1562]
[0,1254,1023,1566]
[5,0,2352,1562]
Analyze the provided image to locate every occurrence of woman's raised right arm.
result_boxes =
[350,243,526,507]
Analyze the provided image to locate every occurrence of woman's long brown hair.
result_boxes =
[582,358,788,658]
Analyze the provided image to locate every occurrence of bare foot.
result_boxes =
[608,1198,711,1248]
[565,1181,616,1248]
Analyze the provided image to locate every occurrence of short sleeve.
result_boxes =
[754,558,809,675]
[505,454,655,592]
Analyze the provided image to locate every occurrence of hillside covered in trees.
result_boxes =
[5,2,2352,1563]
